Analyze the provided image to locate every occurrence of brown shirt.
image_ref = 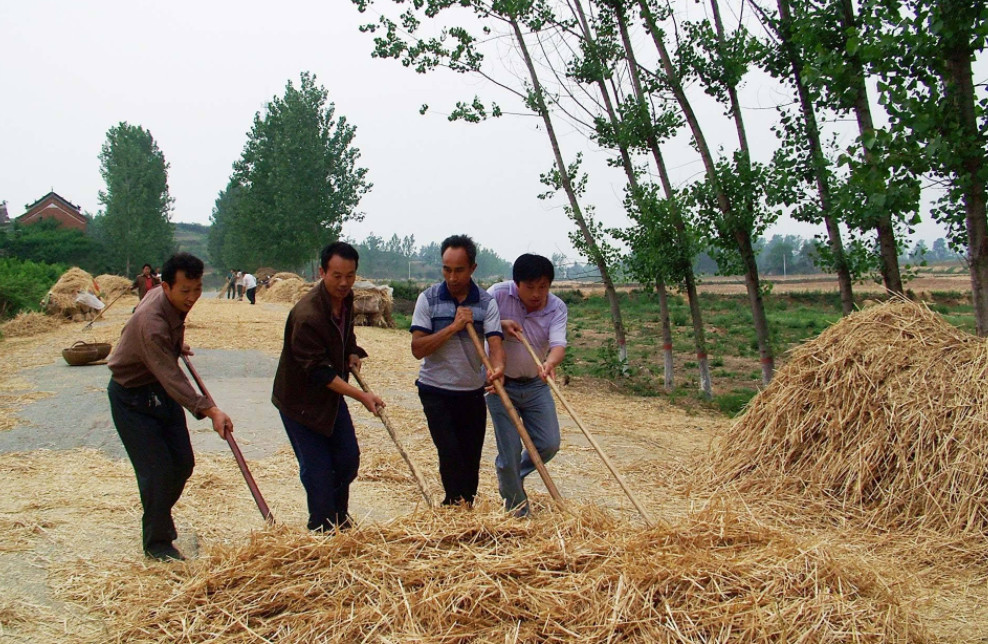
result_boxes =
[108,286,215,418]
[271,283,366,435]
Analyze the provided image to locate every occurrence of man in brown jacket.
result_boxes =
[131,263,162,300]
[108,253,234,561]
[272,241,384,532]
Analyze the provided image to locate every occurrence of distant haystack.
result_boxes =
[44,268,102,321]
[712,299,988,535]
[353,279,394,328]
[95,274,134,299]
[0,311,63,338]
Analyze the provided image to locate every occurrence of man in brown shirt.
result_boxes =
[108,252,233,561]
[272,241,384,532]
[131,263,162,300]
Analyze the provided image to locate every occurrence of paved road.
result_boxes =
[0,349,287,459]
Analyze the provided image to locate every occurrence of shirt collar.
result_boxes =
[439,279,480,304]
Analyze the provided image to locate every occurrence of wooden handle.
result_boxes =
[351,369,434,508]
[515,332,654,526]
[464,324,564,503]
[182,354,275,524]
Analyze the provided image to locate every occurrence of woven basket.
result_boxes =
[62,341,112,366]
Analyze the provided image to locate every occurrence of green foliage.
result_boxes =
[94,122,176,275]
[217,72,371,271]
[0,220,104,271]
[0,257,66,320]
[713,389,758,416]
[388,280,422,301]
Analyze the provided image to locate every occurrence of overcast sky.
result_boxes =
[1,0,957,267]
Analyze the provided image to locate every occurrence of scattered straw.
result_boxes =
[711,299,988,536]
[68,505,927,643]
[0,311,63,338]
[95,274,134,299]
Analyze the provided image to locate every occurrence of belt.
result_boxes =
[503,375,540,385]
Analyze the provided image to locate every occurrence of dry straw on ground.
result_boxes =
[0,311,63,338]
[69,504,926,643]
[95,274,134,299]
[711,299,988,537]
[43,267,101,320]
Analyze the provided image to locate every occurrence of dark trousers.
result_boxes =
[108,379,194,553]
[418,389,487,506]
[280,402,360,531]
[246,287,257,304]
[226,281,236,299]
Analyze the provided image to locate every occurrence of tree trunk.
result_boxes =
[775,0,854,315]
[509,16,629,369]
[941,13,988,335]
[709,0,774,383]
[837,0,903,296]
[612,3,712,398]
[656,276,674,391]
[737,229,775,383]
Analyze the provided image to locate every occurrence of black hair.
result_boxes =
[441,234,478,265]
[513,253,554,284]
[142,263,153,271]
[320,241,360,271]
[160,253,204,285]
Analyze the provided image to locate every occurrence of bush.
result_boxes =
[388,280,423,301]
[0,258,67,320]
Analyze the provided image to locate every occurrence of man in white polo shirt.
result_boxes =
[486,254,567,517]
[410,234,505,507]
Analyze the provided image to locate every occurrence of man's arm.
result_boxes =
[486,334,505,384]
[411,306,473,359]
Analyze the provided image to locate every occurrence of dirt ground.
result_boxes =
[0,292,985,642]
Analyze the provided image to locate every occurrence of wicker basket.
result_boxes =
[62,341,112,366]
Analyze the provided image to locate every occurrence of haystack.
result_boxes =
[353,279,394,328]
[94,274,134,299]
[43,267,102,320]
[712,299,988,535]
[260,277,313,303]
[73,506,925,643]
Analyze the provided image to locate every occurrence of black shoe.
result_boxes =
[145,544,185,561]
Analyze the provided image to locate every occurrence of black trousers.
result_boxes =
[246,287,257,304]
[108,379,194,552]
[418,389,487,506]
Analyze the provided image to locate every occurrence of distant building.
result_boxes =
[0,201,9,226]
[16,191,87,231]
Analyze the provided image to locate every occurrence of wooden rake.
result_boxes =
[182,354,275,524]
[351,368,434,508]
[464,324,564,504]
[516,332,655,527]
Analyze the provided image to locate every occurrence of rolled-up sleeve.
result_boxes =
[484,299,503,339]
[549,304,568,348]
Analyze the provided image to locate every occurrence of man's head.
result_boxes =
[440,234,478,299]
[141,263,152,276]
[319,241,360,302]
[513,253,554,312]
[160,253,205,315]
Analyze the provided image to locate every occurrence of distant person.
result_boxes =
[235,271,244,300]
[272,242,385,532]
[131,263,161,300]
[410,234,504,506]
[225,269,237,299]
[487,254,567,517]
[108,253,234,561]
[243,272,257,305]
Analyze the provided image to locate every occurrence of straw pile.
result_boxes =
[95,274,134,299]
[43,267,101,320]
[0,311,63,338]
[353,279,395,328]
[711,299,988,535]
[74,505,925,643]
[260,277,313,303]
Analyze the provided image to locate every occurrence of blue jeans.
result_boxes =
[486,379,560,516]
[280,402,360,531]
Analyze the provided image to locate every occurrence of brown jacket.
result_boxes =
[271,283,367,435]
[132,272,162,299]
[108,285,215,418]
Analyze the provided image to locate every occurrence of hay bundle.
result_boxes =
[260,278,313,303]
[94,274,134,299]
[0,311,63,338]
[43,267,101,320]
[353,279,395,328]
[76,506,924,643]
[257,272,305,296]
[712,299,988,534]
